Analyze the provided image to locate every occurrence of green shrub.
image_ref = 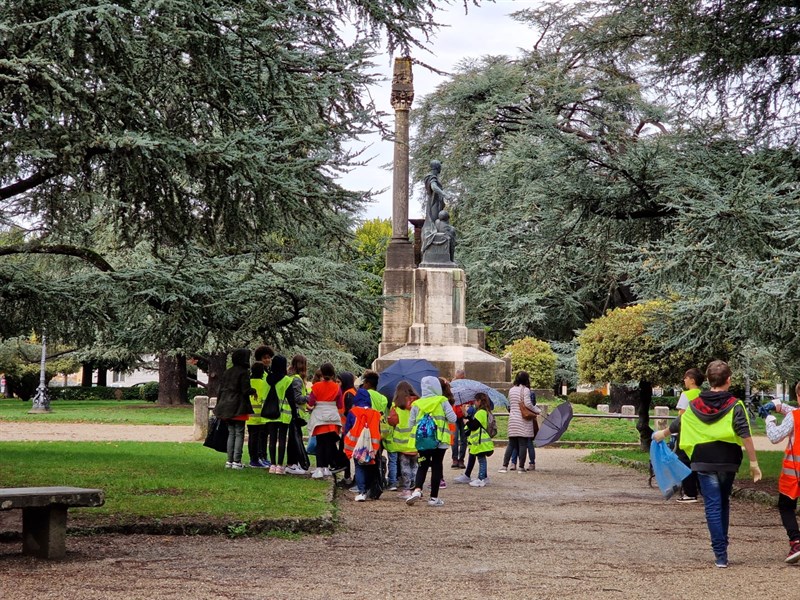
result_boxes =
[49,386,119,401]
[567,391,606,408]
[503,337,557,389]
[188,387,204,402]
[140,382,159,402]
[653,395,678,410]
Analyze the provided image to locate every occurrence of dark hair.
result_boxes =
[684,368,704,387]
[439,377,454,403]
[254,345,275,361]
[250,363,265,379]
[289,354,307,377]
[474,392,491,411]
[320,362,336,380]
[362,370,379,389]
[706,360,732,388]
[312,369,323,384]
[513,371,531,388]
[393,381,418,409]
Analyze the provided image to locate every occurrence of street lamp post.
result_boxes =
[28,329,52,414]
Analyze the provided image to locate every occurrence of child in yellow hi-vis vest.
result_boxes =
[454,392,494,487]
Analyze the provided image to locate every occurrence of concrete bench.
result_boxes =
[0,486,105,559]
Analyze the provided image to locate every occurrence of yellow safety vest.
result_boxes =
[263,376,294,424]
[467,409,494,454]
[412,395,452,447]
[387,407,415,453]
[248,377,268,426]
[367,389,388,416]
[680,401,744,459]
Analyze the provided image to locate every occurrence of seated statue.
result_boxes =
[422,209,456,265]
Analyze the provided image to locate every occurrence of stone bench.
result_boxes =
[0,486,105,559]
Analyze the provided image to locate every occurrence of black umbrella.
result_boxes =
[534,402,574,447]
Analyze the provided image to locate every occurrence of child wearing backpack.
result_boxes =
[343,388,382,502]
[406,376,457,507]
[454,392,495,487]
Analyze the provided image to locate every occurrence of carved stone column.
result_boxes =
[380,57,416,356]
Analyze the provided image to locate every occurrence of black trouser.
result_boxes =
[503,436,528,468]
[247,424,267,463]
[415,447,447,498]
[266,422,288,465]
[315,431,339,469]
[676,446,698,497]
[779,493,800,541]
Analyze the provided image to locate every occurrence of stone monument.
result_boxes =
[374,75,508,382]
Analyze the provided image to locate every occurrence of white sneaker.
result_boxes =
[285,465,307,475]
[428,497,444,507]
[225,461,233,469]
[406,490,422,505]
[469,478,486,487]
[498,467,508,473]
[231,462,244,470]
[354,493,367,502]
[311,467,325,479]
[388,484,398,491]
[322,467,332,477]
[453,474,471,484]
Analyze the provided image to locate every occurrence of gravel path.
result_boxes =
[0,424,794,599]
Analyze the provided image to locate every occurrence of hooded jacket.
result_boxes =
[669,390,751,472]
[214,349,254,419]
[344,388,372,435]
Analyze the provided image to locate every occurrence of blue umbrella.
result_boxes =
[377,359,439,399]
[449,379,508,408]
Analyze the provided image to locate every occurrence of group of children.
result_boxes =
[213,346,499,507]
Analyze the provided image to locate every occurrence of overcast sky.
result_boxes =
[339,1,541,222]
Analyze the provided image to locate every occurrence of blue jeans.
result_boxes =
[697,471,736,563]
[465,452,489,480]
[387,451,398,486]
[226,421,245,463]
[354,463,369,494]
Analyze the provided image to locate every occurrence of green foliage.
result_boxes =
[0,336,81,400]
[577,302,699,386]
[567,391,606,409]
[502,337,557,389]
[140,382,160,403]
[49,386,139,401]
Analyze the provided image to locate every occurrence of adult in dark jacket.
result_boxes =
[213,348,254,469]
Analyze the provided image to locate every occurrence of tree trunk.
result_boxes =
[636,381,654,452]
[96,366,107,387]
[81,362,93,387]
[158,353,188,405]
[206,352,227,400]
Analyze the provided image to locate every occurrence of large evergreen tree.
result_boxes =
[0,1,466,402]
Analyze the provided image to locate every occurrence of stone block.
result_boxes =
[597,404,610,413]
[654,405,670,430]
[621,404,636,417]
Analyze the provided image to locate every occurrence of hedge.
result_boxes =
[48,385,206,402]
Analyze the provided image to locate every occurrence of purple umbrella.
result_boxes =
[534,402,574,447]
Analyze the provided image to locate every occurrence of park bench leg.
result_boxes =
[22,505,67,559]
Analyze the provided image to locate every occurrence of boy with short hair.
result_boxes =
[653,360,761,568]
[675,367,705,503]
[758,382,800,563]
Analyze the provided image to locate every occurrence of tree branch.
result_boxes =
[0,243,115,272]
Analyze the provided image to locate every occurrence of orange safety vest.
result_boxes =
[343,406,381,464]
[779,413,800,500]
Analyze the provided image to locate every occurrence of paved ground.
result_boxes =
[1,425,795,599]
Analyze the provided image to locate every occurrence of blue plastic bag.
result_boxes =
[650,439,692,499]
[306,435,317,456]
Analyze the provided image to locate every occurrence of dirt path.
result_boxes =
[1,430,796,600]
[0,422,194,442]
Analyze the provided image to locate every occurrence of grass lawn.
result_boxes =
[0,441,331,528]
[584,447,786,483]
[0,399,194,425]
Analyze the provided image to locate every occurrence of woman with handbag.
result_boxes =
[499,371,540,474]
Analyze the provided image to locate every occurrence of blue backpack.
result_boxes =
[415,412,439,451]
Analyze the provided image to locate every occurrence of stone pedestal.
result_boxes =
[379,241,416,357]
[375,266,507,382]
